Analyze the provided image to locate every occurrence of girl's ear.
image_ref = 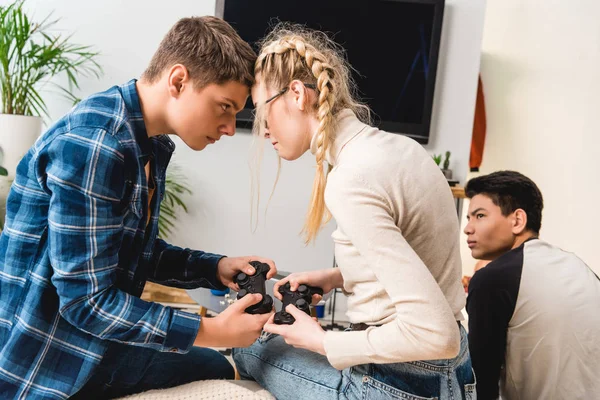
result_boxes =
[289,80,309,111]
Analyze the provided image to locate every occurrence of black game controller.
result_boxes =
[274,282,324,325]
[234,261,273,314]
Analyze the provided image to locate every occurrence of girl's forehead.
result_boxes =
[251,78,268,94]
[251,84,266,106]
[251,82,279,107]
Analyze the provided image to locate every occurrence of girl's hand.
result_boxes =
[263,305,326,355]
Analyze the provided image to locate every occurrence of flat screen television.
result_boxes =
[216,0,445,144]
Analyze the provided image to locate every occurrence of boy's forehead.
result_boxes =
[206,81,248,104]
[469,194,497,211]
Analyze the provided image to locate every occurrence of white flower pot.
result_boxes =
[0,176,12,232]
[0,114,42,179]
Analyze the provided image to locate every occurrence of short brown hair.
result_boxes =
[142,16,256,88]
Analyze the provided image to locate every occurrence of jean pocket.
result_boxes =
[464,382,476,400]
[258,331,277,344]
[362,376,437,400]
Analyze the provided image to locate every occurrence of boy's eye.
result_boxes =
[221,104,230,112]
[476,214,485,219]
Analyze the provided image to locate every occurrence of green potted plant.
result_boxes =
[432,153,442,167]
[441,151,453,179]
[159,165,193,240]
[0,1,101,179]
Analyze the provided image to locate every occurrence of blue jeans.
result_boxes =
[232,325,476,400]
[72,341,234,399]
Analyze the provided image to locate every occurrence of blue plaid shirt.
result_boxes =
[0,80,227,399]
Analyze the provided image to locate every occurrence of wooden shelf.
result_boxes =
[451,185,466,199]
[141,282,197,304]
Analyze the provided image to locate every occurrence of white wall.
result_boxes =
[18,0,486,279]
[473,0,600,274]
[424,0,487,184]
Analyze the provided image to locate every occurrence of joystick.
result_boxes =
[233,261,273,314]
[274,282,323,324]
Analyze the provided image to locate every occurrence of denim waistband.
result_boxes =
[347,322,381,331]
[349,321,462,331]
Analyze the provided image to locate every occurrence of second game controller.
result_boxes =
[234,261,273,314]
[274,282,324,325]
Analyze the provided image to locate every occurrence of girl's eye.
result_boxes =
[221,104,230,112]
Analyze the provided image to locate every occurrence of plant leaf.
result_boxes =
[157,164,193,240]
[0,2,102,117]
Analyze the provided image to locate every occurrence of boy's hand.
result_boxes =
[194,293,273,348]
[216,256,277,290]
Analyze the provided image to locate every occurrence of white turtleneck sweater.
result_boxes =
[313,110,465,370]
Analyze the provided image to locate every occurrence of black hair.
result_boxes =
[465,170,543,234]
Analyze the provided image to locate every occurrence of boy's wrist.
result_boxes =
[194,316,222,347]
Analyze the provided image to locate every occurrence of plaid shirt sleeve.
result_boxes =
[148,239,227,290]
[43,129,199,353]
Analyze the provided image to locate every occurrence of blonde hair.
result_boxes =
[253,23,369,244]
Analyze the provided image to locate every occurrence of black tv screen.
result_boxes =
[216,0,445,144]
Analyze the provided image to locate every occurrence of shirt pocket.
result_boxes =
[123,181,144,220]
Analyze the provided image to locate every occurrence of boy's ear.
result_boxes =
[167,64,190,97]
[512,209,528,235]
